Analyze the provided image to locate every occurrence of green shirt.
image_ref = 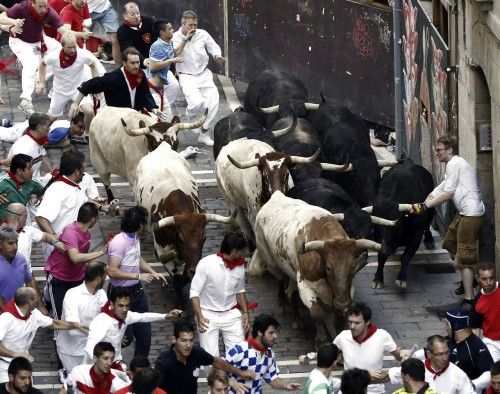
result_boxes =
[0,172,44,220]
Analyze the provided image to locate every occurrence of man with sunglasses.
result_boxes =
[410,135,484,308]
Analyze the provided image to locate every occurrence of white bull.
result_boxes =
[215,139,319,244]
[249,191,382,345]
[89,106,205,201]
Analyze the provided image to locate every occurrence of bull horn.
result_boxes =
[121,118,153,136]
[398,204,412,212]
[370,216,397,226]
[227,154,260,169]
[204,209,237,224]
[362,206,373,213]
[259,104,280,114]
[332,213,344,221]
[302,240,325,253]
[320,162,354,172]
[158,250,178,264]
[304,102,320,110]
[290,148,320,164]
[377,160,399,167]
[153,216,175,230]
[355,239,382,251]
[166,109,208,134]
[271,113,297,137]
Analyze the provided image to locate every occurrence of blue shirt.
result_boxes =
[147,38,174,85]
[0,253,32,303]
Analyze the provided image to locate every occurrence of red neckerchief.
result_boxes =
[2,299,31,320]
[88,365,114,394]
[53,175,81,189]
[486,386,494,394]
[59,49,77,69]
[353,323,378,344]
[216,251,246,270]
[26,129,48,146]
[29,0,48,22]
[247,336,271,357]
[101,301,125,329]
[122,18,142,29]
[7,171,23,189]
[123,67,144,90]
[424,358,450,380]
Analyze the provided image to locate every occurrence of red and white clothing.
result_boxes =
[8,134,49,184]
[56,283,107,372]
[172,28,222,130]
[84,309,166,364]
[471,284,500,361]
[64,364,130,394]
[333,327,397,394]
[389,361,475,394]
[0,303,53,382]
[189,253,246,356]
[58,2,91,48]
[43,47,98,117]
[36,177,88,259]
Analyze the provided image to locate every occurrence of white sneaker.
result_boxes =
[58,368,68,384]
[18,99,34,117]
[198,131,214,146]
[180,146,199,159]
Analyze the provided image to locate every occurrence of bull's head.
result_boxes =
[152,210,236,280]
[227,149,320,204]
[301,238,382,311]
[120,109,208,152]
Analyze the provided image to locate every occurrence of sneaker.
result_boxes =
[180,146,199,159]
[197,131,214,146]
[18,99,34,117]
[454,281,464,295]
[58,368,68,384]
[0,118,12,127]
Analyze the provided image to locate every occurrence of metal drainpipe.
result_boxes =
[391,0,404,159]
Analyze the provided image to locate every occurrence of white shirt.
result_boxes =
[36,179,88,235]
[189,253,245,312]
[18,225,44,272]
[333,328,397,394]
[86,0,111,14]
[430,155,485,216]
[389,362,475,394]
[56,283,107,357]
[120,67,137,108]
[80,172,99,199]
[84,310,166,363]
[172,28,222,75]
[0,306,53,376]
[304,368,341,393]
[8,135,46,182]
[43,48,95,95]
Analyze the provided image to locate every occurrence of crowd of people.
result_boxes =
[0,0,495,393]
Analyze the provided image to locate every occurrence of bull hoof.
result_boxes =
[395,280,408,289]
[372,281,384,289]
[424,240,435,249]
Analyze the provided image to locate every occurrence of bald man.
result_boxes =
[0,287,87,383]
[3,203,65,272]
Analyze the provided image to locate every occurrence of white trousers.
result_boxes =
[149,71,181,121]
[0,120,28,142]
[483,337,500,361]
[178,68,219,130]
[9,36,60,101]
[59,353,84,373]
[197,308,244,357]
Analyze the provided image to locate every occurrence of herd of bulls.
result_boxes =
[87,69,437,344]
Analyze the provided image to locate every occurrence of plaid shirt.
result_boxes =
[225,341,279,394]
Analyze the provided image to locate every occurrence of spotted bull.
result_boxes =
[248,191,382,345]
[134,141,234,305]
[89,106,206,201]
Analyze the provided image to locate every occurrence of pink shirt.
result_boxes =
[108,232,140,287]
[7,1,63,43]
[45,222,91,281]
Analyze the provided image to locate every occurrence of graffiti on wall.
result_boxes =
[347,11,391,60]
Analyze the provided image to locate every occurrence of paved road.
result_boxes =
[0,38,465,393]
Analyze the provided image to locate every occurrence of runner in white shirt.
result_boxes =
[84,286,181,367]
[410,135,485,306]
[3,203,64,272]
[172,10,226,147]
[0,287,87,383]
[383,335,475,394]
[56,262,108,372]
